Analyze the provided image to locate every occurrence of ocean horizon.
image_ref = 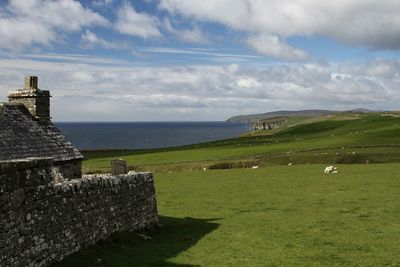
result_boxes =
[55,121,250,150]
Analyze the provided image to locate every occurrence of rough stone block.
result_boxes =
[111,159,127,175]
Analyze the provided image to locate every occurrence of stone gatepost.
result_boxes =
[111,159,127,175]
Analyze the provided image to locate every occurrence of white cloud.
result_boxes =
[246,34,309,61]
[114,2,161,39]
[159,0,400,52]
[163,18,209,44]
[236,78,261,89]
[22,53,132,65]
[0,0,108,50]
[0,55,399,121]
[81,30,128,49]
[179,27,208,44]
[141,47,259,59]
[92,0,113,6]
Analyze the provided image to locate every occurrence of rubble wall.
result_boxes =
[0,158,158,267]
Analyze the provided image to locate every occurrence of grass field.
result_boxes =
[55,113,400,266]
[55,164,400,266]
[82,114,400,173]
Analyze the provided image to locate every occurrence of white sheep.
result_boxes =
[324,166,338,174]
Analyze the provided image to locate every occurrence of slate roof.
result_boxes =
[0,103,83,162]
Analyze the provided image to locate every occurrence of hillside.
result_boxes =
[226,109,373,124]
[82,112,400,173]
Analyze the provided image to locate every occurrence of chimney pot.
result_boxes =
[25,76,38,89]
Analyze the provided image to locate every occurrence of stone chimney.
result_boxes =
[8,76,51,121]
[25,76,38,89]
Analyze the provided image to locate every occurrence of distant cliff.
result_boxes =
[226,109,373,124]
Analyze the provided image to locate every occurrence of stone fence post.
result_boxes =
[111,159,127,175]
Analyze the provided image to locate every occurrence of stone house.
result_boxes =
[0,76,159,267]
[0,76,83,180]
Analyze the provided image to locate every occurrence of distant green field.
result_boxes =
[55,164,400,266]
[82,114,400,173]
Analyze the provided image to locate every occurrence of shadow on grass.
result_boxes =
[52,216,220,267]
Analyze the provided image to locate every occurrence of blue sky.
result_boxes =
[0,0,399,121]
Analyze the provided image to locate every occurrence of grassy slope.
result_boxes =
[82,114,400,173]
[247,113,363,136]
[55,164,400,266]
[53,114,400,266]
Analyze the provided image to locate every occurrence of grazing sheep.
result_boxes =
[324,166,338,174]
[252,166,259,169]
[288,163,293,166]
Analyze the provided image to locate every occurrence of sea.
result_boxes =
[55,122,250,150]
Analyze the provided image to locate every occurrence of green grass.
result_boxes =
[54,113,400,266]
[55,164,400,266]
[82,114,400,173]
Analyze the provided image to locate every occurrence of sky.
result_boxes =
[0,0,399,121]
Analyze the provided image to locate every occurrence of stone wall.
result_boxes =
[52,160,82,182]
[0,158,158,267]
